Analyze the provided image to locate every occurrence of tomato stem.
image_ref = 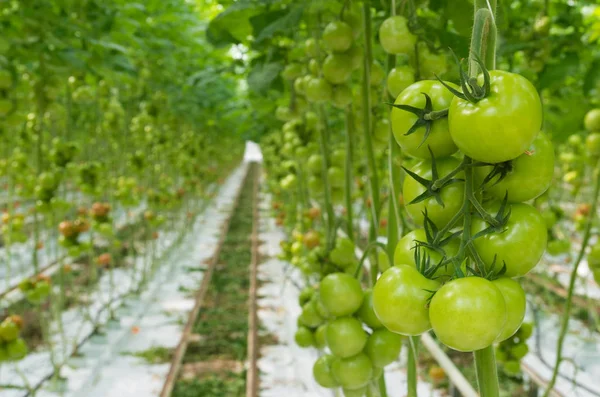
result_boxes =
[361,0,381,231]
[474,345,500,397]
[407,335,419,397]
[543,158,600,396]
[344,109,355,242]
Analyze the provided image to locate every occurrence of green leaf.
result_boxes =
[254,6,304,43]
[206,1,260,47]
[538,52,579,90]
[247,61,283,94]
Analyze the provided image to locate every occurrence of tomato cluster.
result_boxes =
[374,55,553,352]
[0,316,27,362]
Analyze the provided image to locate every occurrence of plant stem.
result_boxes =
[407,336,419,397]
[344,108,355,241]
[474,345,500,397]
[318,105,336,249]
[361,0,381,232]
[543,158,600,396]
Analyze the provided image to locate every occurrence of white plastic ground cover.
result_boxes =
[0,163,249,397]
[523,301,600,397]
[256,190,441,397]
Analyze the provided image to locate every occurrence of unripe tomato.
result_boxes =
[313,355,340,388]
[387,66,415,99]
[323,53,353,84]
[471,202,547,278]
[332,84,352,109]
[584,109,600,132]
[299,300,325,328]
[282,63,303,80]
[475,133,555,202]
[403,158,465,229]
[429,277,507,352]
[6,338,27,360]
[373,265,440,335]
[493,278,526,342]
[342,9,362,39]
[329,237,356,268]
[331,149,346,167]
[370,61,385,87]
[347,45,364,70]
[364,328,403,367]
[449,71,542,163]
[308,59,319,76]
[295,326,315,348]
[416,43,448,79]
[394,229,458,278]
[588,242,600,270]
[326,317,367,358]
[391,80,458,159]
[331,353,373,390]
[356,289,383,329]
[319,273,363,317]
[0,319,19,342]
[585,132,600,157]
[328,167,344,188]
[315,324,328,349]
[305,38,318,57]
[305,78,333,103]
[323,21,353,53]
[379,16,416,55]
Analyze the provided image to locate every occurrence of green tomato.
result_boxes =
[328,167,345,188]
[417,43,448,79]
[319,273,363,317]
[282,63,304,80]
[299,300,325,328]
[378,16,416,55]
[331,353,373,390]
[475,133,554,202]
[332,84,353,109]
[6,338,27,361]
[449,71,542,163]
[586,132,600,157]
[365,328,403,367]
[326,317,367,358]
[343,387,367,397]
[308,176,324,194]
[589,242,600,270]
[315,324,328,349]
[295,326,316,348]
[305,78,333,103]
[511,343,529,360]
[299,287,315,306]
[372,265,440,335]
[331,149,346,167]
[323,21,353,53]
[403,157,465,229]
[584,109,600,132]
[313,354,340,388]
[329,237,356,268]
[347,45,364,70]
[356,289,383,329]
[305,38,318,57]
[429,277,507,352]
[546,239,570,256]
[391,80,458,159]
[323,53,353,84]
[307,154,323,175]
[0,319,19,342]
[370,62,385,87]
[471,202,547,277]
[394,229,458,278]
[493,278,526,342]
[387,66,415,99]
